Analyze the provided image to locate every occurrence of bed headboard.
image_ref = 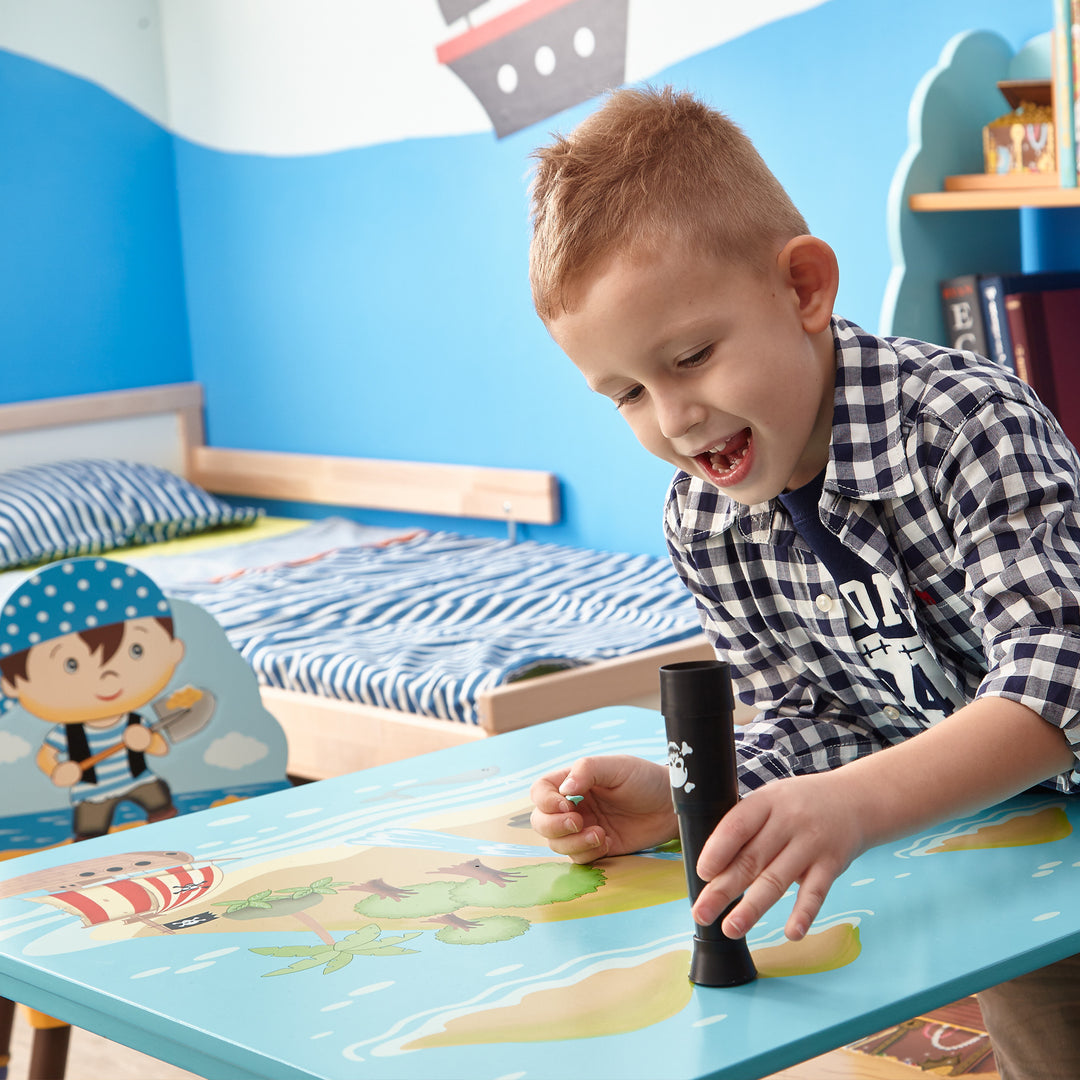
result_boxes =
[0,384,204,475]
[0,383,560,526]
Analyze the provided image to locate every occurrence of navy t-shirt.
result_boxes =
[779,471,963,725]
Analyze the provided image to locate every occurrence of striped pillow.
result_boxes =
[0,459,262,570]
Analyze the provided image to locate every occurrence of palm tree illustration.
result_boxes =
[215,877,422,976]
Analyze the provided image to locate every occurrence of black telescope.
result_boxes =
[660,660,757,987]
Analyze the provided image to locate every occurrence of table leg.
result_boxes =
[26,1010,71,1080]
[0,997,14,1080]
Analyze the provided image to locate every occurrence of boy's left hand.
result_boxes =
[692,770,867,942]
[693,697,1076,943]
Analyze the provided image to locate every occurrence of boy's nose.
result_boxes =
[655,390,706,440]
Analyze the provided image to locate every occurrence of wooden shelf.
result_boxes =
[911,176,1080,211]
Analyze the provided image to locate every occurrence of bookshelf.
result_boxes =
[909,186,1080,211]
[879,29,1080,344]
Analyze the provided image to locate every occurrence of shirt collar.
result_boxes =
[675,317,913,543]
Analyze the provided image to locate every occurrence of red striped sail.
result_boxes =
[32,864,223,927]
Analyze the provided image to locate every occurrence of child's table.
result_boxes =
[1,705,1078,1080]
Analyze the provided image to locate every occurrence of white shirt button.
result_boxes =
[815,593,835,612]
[883,705,901,721]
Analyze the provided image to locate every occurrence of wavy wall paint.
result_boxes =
[0,0,1054,554]
[3,0,829,153]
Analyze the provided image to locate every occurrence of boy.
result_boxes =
[527,86,1080,1079]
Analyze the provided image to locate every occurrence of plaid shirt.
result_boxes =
[665,318,1080,795]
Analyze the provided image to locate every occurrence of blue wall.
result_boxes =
[0,0,1057,555]
[0,50,191,400]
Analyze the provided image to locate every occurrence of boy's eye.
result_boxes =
[63,658,78,674]
[129,643,144,660]
[615,385,644,409]
[679,345,714,368]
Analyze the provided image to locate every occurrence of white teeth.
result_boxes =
[707,436,735,454]
[706,443,748,474]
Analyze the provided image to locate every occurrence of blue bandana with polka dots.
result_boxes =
[0,558,172,658]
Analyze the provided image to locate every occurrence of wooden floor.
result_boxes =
[5,1006,999,1080]
[766,1047,996,1078]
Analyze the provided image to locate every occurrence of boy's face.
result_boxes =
[1,618,185,726]
[547,243,836,505]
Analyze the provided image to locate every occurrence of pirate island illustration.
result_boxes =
[435,0,628,137]
[0,556,289,853]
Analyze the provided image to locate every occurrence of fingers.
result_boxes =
[529,754,643,815]
[527,796,610,863]
[714,860,832,942]
[695,794,771,889]
[538,822,610,863]
[691,843,790,936]
[528,765,594,860]
[690,797,841,941]
[529,756,638,864]
[529,768,573,816]
[783,869,833,941]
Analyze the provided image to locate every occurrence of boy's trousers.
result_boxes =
[977,952,1080,1080]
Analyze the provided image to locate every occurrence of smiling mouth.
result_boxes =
[96,689,123,702]
[696,429,752,481]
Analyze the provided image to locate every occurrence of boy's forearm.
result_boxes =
[833,696,1074,849]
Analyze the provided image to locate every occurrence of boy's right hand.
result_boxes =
[529,754,677,862]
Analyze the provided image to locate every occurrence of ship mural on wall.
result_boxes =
[435,0,629,137]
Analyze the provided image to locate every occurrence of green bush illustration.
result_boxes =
[450,862,604,909]
[433,915,530,944]
[352,880,459,919]
[352,861,605,925]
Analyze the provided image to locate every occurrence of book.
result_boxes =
[1003,286,1080,448]
[978,269,1080,377]
[1054,0,1078,187]
[1074,0,1080,179]
[1003,291,1057,413]
[939,274,989,357]
[979,276,1016,375]
[1038,286,1080,448]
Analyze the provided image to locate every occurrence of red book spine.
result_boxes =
[1004,292,1057,418]
[1039,287,1080,450]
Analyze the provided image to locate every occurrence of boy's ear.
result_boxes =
[0,676,17,700]
[777,236,838,334]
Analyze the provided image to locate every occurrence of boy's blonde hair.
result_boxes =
[528,84,809,321]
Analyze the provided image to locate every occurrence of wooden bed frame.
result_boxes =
[0,383,714,778]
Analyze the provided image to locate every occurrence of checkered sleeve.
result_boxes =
[732,713,890,793]
[933,391,1080,786]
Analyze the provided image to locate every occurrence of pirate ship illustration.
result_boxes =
[435,0,629,137]
[1,850,226,935]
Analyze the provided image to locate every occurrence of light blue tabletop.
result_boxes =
[1,705,1079,1080]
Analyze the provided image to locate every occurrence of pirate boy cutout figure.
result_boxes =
[0,558,204,842]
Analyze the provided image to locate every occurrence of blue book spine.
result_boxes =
[1054,0,1078,187]
[978,277,1016,375]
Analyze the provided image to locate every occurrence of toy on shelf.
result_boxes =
[983,80,1055,175]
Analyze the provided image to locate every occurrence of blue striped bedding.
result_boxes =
[165,530,703,725]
